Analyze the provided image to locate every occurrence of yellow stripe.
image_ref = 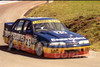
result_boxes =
[3,37,8,43]
[43,46,90,53]
[18,41,22,46]
[33,20,60,24]
[13,40,17,45]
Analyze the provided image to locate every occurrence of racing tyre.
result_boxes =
[8,37,13,50]
[35,42,44,57]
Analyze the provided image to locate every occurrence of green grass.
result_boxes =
[28,1,100,51]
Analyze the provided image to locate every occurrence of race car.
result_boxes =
[3,17,90,58]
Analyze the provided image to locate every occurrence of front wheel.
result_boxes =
[35,42,44,57]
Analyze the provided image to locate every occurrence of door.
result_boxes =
[21,20,36,54]
[12,19,25,50]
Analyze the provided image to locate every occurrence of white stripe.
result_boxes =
[0,1,18,5]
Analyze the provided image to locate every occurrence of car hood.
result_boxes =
[36,30,88,42]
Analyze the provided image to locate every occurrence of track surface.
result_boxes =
[0,1,100,67]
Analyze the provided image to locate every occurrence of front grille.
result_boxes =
[66,42,79,45]
[65,49,79,53]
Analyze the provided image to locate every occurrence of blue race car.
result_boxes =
[3,17,90,58]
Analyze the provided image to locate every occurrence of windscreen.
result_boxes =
[33,21,68,32]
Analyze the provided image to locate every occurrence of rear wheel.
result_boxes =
[35,42,44,57]
[8,37,13,50]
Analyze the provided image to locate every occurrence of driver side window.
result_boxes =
[23,21,32,34]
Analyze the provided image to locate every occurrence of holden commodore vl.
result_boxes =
[3,17,90,58]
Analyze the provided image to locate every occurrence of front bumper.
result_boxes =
[43,46,90,58]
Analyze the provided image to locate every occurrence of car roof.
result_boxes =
[21,17,57,22]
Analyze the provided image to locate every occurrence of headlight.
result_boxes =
[50,42,66,46]
[79,40,89,44]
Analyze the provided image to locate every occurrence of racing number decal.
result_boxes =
[25,35,32,47]
[25,35,37,48]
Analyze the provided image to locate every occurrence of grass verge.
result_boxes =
[28,1,100,51]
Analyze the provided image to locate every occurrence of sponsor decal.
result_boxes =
[53,31,67,34]
[4,30,11,37]
[33,20,60,24]
[4,30,37,49]
[12,33,22,40]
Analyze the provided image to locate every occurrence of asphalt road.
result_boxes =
[0,1,100,67]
